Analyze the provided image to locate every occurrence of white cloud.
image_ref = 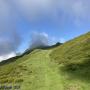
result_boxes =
[1,0,90,24]
[12,0,90,23]
[0,0,90,60]
[30,31,65,49]
[30,32,49,49]
[0,0,89,28]
[0,0,21,61]
[0,52,16,62]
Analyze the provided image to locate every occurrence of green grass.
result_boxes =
[0,32,90,90]
[50,32,90,90]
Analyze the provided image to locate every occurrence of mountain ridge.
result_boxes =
[0,32,89,90]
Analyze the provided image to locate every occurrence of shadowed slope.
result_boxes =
[50,32,90,83]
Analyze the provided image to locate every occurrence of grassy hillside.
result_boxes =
[0,32,89,90]
[50,32,90,90]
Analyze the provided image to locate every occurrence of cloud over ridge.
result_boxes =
[0,0,90,61]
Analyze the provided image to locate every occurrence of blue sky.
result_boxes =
[0,0,90,60]
[17,14,90,52]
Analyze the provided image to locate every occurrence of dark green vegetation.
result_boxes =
[0,32,90,90]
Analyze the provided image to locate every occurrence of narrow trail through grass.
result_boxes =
[18,49,90,90]
[20,50,64,90]
[0,32,89,90]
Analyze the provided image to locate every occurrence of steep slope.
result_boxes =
[50,32,90,65]
[0,32,89,90]
[50,32,90,90]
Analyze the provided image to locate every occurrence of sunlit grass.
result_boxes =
[0,32,89,90]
